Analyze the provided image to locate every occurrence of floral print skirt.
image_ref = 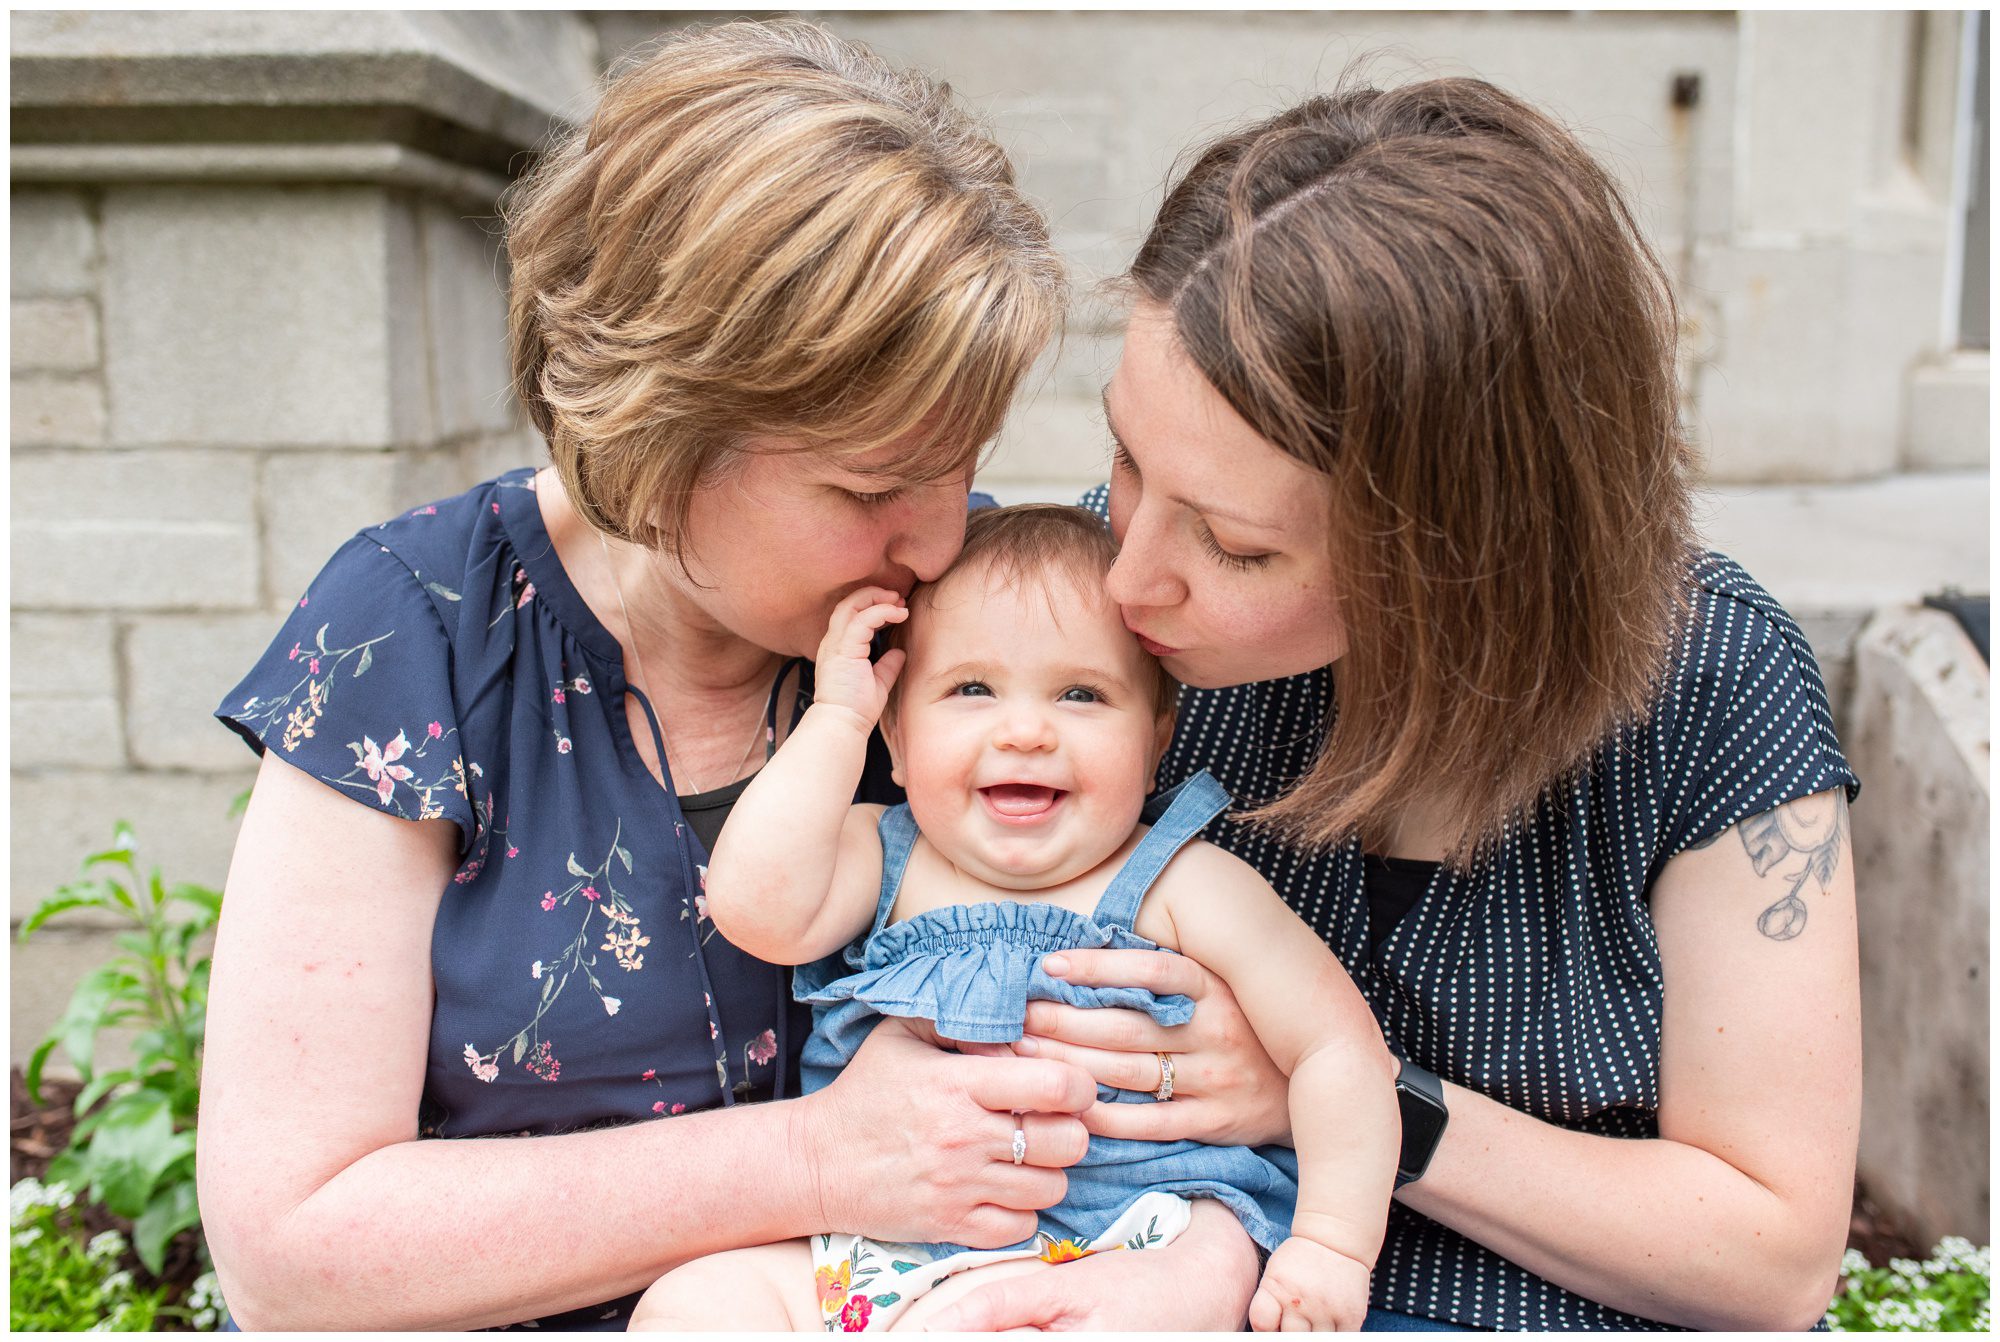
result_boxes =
[808,1191,1192,1332]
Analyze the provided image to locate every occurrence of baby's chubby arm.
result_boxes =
[704,588,906,966]
[1160,843,1399,1330]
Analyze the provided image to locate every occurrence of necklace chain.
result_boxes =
[598,531,770,795]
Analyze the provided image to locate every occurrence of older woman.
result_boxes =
[929,78,1862,1332]
[197,21,1258,1330]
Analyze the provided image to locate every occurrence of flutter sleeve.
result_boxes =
[216,534,479,853]
[1659,560,1861,858]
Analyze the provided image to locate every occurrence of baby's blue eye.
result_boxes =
[1060,687,1100,704]
[953,681,993,697]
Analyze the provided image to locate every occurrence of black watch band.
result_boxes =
[1393,1057,1449,1189]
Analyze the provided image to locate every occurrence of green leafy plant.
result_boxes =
[1826,1240,1991,1331]
[10,1178,168,1330]
[19,823,220,1277]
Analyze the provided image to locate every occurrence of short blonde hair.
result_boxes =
[891,504,1180,719]
[504,19,1065,557]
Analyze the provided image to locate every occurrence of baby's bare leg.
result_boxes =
[629,1239,819,1332]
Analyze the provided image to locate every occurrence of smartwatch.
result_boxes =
[1393,1056,1449,1188]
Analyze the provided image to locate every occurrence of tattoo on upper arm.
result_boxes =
[1726,792,1850,940]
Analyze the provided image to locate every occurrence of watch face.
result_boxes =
[1396,1077,1449,1178]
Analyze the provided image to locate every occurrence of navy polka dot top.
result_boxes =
[1086,486,1860,1330]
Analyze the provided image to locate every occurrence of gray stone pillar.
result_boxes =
[9,11,600,1066]
[1845,606,1991,1247]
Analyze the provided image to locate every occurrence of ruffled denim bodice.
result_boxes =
[793,771,1300,1254]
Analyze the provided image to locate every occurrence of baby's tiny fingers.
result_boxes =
[1248,1286,1282,1334]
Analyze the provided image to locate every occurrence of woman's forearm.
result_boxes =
[215,1097,825,1330]
[1395,1081,1843,1330]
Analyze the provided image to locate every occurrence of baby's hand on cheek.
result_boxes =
[814,587,908,730]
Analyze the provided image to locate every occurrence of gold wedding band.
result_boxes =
[1153,1051,1176,1102]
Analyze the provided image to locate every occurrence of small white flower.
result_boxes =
[194,1309,219,1330]
[87,1229,126,1260]
[531,960,543,979]
[1840,1248,1871,1275]
[9,1178,44,1223]
[12,1225,43,1247]
[102,1269,134,1293]
[603,996,621,1016]
[1890,1257,1922,1277]
[52,1183,75,1210]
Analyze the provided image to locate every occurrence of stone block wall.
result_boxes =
[8,180,536,1063]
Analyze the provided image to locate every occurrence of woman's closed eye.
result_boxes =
[845,486,905,507]
[1199,522,1273,571]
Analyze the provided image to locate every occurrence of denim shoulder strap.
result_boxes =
[870,804,921,935]
[1090,770,1233,931]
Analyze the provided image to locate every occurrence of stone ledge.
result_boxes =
[11,11,602,173]
[11,144,510,215]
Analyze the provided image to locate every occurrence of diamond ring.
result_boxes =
[1011,1116,1027,1165]
[1154,1052,1176,1102]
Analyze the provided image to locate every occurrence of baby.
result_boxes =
[630,504,1397,1332]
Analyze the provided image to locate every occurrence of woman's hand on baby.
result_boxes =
[811,586,908,731]
[1250,1236,1372,1332]
[797,1017,1094,1249]
[1017,949,1293,1147]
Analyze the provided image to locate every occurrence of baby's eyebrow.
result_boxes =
[927,660,1001,682]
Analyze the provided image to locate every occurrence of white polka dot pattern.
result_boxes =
[1083,485,1859,1329]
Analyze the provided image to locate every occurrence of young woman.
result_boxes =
[930,77,1862,1332]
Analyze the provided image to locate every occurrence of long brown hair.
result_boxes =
[1130,77,1698,863]
[504,19,1065,562]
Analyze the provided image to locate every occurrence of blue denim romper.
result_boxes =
[794,770,1300,1257]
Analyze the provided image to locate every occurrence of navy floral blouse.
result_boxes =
[216,467,894,1329]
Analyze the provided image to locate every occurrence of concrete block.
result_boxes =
[124,613,291,772]
[11,695,124,771]
[11,374,106,447]
[11,613,118,698]
[984,392,1110,487]
[100,185,401,448]
[1905,356,1991,473]
[10,189,96,298]
[10,448,260,611]
[11,298,99,373]
[261,448,480,606]
[1693,243,1917,482]
[418,200,517,441]
[1736,12,1900,235]
[1846,605,1989,1246]
[9,769,251,929]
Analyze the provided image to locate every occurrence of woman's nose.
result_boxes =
[1104,509,1182,608]
[887,485,969,584]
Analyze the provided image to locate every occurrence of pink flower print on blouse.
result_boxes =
[428,721,443,739]
[540,891,556,911]
[357,730,415,804]
[652,1101,666,1114]
[552,685,566,705]
[462,1044,498,1084]
[746,1029,778,1067]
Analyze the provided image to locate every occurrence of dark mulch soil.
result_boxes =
[11,1066,209,1323]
